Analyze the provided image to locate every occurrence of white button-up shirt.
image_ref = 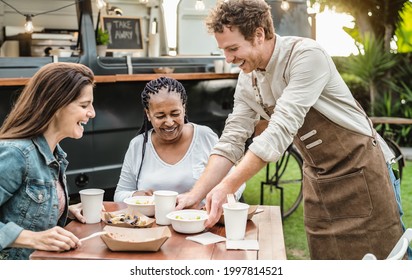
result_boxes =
[212,35,393,163]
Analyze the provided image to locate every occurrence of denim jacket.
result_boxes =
[0,135,69,260]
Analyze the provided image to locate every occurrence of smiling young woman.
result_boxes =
[0,62,97,260]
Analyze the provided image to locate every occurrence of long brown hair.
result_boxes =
[0,62,94,139]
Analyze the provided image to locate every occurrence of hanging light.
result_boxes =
[96,0,106,10]
[195,0,205,11]
[280,0,290,11]
[24,14,34,33]
[0,0,82,34]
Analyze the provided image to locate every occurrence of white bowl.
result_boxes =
[123,196,155,217]
[166,209,208,234]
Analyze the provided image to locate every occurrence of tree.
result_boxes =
[395,3,412,53]
[344,33,398,115]
[308,1,411,115]
[308,0,411,51]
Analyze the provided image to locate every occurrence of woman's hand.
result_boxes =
[68,203,86,223]
[13,227,81,251]
[132,189,154,196]
[68,202,106,223]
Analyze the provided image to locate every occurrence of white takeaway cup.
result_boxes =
[153,190,178,225]
[223,60,232,73]
[214,60,224,73]
[79,188,105,224]
[223,202,250,240]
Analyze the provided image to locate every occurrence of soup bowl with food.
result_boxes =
[166,209,208,234]
[124,196,155,217]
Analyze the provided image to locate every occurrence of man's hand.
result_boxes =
[204,182,232,228]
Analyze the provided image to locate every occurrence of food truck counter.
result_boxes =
[0,71,238,201]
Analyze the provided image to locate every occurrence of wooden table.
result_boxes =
[30,202,286,260]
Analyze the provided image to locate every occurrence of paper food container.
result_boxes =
[218,205,259,225]
[102,210,155,228]
[101,225,171,252]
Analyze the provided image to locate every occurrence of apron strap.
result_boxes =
[354,100,377,140]
[283,39,303,83]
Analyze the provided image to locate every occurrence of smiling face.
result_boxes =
[48,84,95,142]
[216,26,267,73]
[145,88,185,144]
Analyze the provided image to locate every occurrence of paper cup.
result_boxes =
[223,61,231,73]
[79,188,105,224]
[148,33,160,57]
[214,60,224,73]
[223,202,250,240]
[153,190,178,225]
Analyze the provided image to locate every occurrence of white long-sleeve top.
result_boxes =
[212,35,393,164]
[115,123,246,202]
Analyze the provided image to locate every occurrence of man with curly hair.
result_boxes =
[176,0,408,260]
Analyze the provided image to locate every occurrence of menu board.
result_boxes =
[102,16,143,51]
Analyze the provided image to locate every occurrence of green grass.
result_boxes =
[401,161,412,228]
[243,160,412,260]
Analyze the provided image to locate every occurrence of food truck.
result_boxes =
[0,0,311,201]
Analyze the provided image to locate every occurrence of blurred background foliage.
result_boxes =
[308,0,412,146]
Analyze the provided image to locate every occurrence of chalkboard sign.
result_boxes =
[101,16,143,51]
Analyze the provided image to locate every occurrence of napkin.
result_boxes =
[186,232,226,245]
[226,239,259,250]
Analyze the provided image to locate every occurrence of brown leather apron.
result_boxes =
[293,108,403,259]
